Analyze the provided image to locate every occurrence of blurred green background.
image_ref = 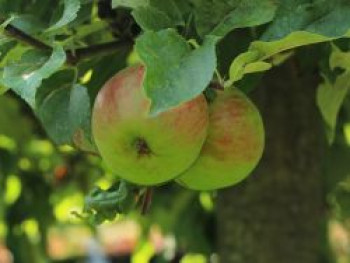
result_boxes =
[0,93,217,263]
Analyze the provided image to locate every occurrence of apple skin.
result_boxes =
[92,65,209,185]
[176,88,264,190]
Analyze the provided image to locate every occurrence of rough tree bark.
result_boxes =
[217,59,328,263]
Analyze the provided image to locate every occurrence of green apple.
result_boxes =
[92,65,209,185]
[176,88,264,190]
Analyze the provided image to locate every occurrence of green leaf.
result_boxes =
[112,0,148,9]
[113,0,183,31]
[317,75,350,143]
[191,0,277,37]
[149,0,184,26]
[132,6,174,31]
[329,45,350,70]
[244,61,272,74]
[250,32,330,60]
[37,81,92,146]
[227,32,333,83]
[210,1,277,38]
[68,0,94,28]
[47,0,81,32]
[0,42,24,95]
[135,29,217,115]
[2,45,66,107]
[131,0,184,31]
[0,70,7,95]
[262,0,350,41]
[317,46,350,143]
[10,15,46,34]
[227,60,272,87]
[81,181,138,225]
[228,0,350,84]
[35,69,75,107]
[253,0,350,57]
[0,43,28,67]
[0,40,16,62]
[228,50,260,84]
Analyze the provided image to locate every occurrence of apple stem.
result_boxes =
[209,81,224,90]
[141,187,153,215]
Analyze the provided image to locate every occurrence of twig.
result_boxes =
[141,187,153,215]
[66,40,133,65]
[1,19,134,65]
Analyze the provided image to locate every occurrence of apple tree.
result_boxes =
[1,0,350,262]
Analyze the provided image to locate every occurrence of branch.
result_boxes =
[66,40,133,65]
[3,23,52,51]
[2,21,134,65]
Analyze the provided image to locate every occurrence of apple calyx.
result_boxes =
[134,137,152,157]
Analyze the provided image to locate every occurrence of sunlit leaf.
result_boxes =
[47,0,81,31]
[2,46,66,107]
[317,45,350,143]
[228,0,350,85]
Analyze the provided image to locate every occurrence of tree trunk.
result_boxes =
[217,60,328,263]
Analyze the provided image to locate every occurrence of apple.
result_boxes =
[92,65,209,185]
[176,88,264,190]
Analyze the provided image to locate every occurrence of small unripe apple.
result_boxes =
[92,65,209,185]
[176,88,264,190]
